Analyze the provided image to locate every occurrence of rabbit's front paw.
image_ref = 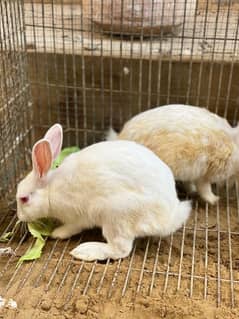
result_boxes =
[51,224,82,239]
[51,226,71,239]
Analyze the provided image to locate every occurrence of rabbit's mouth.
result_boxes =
[17,211,32,223]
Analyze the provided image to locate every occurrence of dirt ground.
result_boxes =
[1,292,238,319]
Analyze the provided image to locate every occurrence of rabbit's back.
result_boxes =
[119,127,237,183]
[59,140,176,197]
[120,104,232,136]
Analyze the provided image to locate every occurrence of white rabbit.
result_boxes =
[107,104,239,205]
[16,124,191,261]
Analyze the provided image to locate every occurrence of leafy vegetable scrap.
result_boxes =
[51,146,80,169]
[0,220,21,243]
[17,219,55,265]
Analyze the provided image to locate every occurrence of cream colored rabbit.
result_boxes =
[16,124,191,261]
[107,104,239,205]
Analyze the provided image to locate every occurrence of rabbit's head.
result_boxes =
[16,124,63,222]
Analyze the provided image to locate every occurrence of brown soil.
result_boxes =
[1,293,238,319]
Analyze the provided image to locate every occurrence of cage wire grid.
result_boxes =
[0,0,239,313]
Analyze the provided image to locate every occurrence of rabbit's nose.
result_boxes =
[20,196,29,204]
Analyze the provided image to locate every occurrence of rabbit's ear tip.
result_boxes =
[33,138,51,149]
[52,123,63,130]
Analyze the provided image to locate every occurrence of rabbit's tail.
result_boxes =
[170,200,191,234]
[177,199,191,227]
[105,127,118,141]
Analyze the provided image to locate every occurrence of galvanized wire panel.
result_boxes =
[23,0,239,149]
[0,0,33,199]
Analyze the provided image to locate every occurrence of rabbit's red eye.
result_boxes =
[20,196,29,204]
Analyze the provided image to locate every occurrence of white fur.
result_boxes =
[107,104,239,205]
[16,126,191,261]
[105,127,118,141]
[116,104,234,136]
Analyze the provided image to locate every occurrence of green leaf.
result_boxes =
[28,219,56,237]
[0,220,21,242]
[17,219,56,266]
[17,237,45,266]
[0,232,13,243]
[52,146,80,169]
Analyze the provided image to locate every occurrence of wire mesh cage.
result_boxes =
[1,0,239,317]
[0,0,32,201]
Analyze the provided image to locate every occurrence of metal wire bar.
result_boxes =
[40,0,51,128]
[190,201,198,298]
[177,223,186,291]
[214,0,233,115]
[148,237,161,296]
[128,0,135,121]
[121,242,137,297]
[137,44,143,114]
[80,0,87,146]
[195,0,210,107]
[229,16,239,122]
[130,268,239,283]
[60,0,70,145]
[216,185,221,307]
[226,181,235,307]
[135,238,150,295]
[236,181,239,222]
[204,203,209,299]
[108,0,113,129]
[206,1,222,111]
[118,0,125,126]
[99,0,105,133]
[108,258,122,298]
[146,0,155,110]
[82,260,97,295]
[96,258,111,295]
[89,0,97,144]
[185,0,199,104]
[50,0,60,124]
[70,2,80,146]
[63,261,85,309]
[45,238,71,291]
[28,0,39,144]
[163,233,174,293]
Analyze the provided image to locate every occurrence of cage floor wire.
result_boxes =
[0,183,239,318]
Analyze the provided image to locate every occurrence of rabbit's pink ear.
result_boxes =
[32,139,52,178]
[44,123,63,160]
